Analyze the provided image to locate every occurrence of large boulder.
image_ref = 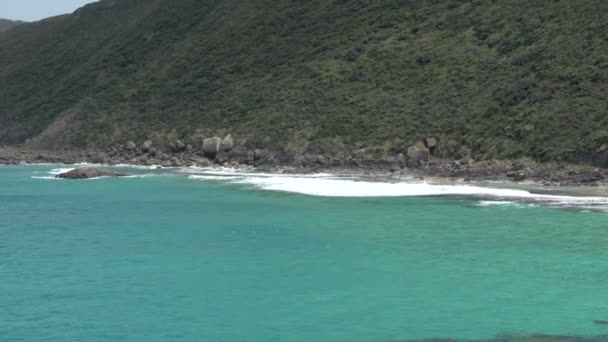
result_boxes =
[593,145,608,167]
[254,149,273,162]
[424,137,438,155]
[141,140,153,152]
[518,124,535,138]
[221,135,234,152]
[202,137,222,157]
[175,139,186,151]
[227,146,254,164]
[125,141,136,150]
[56,167,127,180]
[170,139,186,153]
[148,147,158,157]
[407,142,430,163]
[457,145,472,159]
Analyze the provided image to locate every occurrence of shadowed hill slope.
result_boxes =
[0,19,23,32]
[1,0,608,163]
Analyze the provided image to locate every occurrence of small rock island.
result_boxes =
[56,167,127,180]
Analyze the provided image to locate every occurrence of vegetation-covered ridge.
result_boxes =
[0,19,23,32]
[1,0,608,165]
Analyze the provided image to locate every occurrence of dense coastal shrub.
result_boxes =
[0,0,607,162]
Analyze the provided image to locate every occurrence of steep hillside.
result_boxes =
[1,0,608,163]
[0,19,23,32]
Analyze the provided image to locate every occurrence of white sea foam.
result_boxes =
[475,200,536,208]
[32,164,608,211]
[186,171,608,211]
[48,167,75,175]
[476,200,517,207]
[31,176,60,180]
[178,166,333,178]
[113,164,164,170]
[122,174,168,179]
[188,175,242,181]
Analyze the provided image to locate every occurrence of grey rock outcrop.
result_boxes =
[424,137,438,155]
[125,141,136,150]
[56,167,127,179]
[457,146,472,162]
[141,140,153,152]
[228,147,254,164]
[518,124,535,138]
[221,135,234,152]
[593,145,608,167]
[202,137,222,157]
[407,143,430,162]
[507,170,527,181]
[254,149,273,162]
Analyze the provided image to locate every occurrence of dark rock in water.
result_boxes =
[56,167,127,179]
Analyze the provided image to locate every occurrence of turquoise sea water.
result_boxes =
[2,165,608,341]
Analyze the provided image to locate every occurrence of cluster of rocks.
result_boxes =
[406,137,472,165]
[3,133,608,186]
[100,135,278,169]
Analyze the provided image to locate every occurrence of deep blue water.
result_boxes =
[2,165,608,341]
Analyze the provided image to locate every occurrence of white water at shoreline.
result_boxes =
[184,168,608,211]
[27,164,608,211]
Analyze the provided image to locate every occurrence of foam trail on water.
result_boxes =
[187,171,608,211]
[235,176,533,197]
[113,164,164,170]
[188,175,242,181]
[31,176,60,180]
[48,167,75,175]
[32,165,608,211]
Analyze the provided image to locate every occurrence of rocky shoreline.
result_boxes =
[2,139,608,187]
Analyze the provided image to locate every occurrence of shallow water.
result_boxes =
[2,165,608,341]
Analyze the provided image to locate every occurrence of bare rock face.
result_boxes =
[125,141,137,150]
[221,134,234,152]
[141,140,153,152]
[457,145,472,162]
[56,167,127,179]
[407,142,430,163]
[593,145,608,167]
[202,137,222,157]
[424,137,438,155]
[175,139,186,151]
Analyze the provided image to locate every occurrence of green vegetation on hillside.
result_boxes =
[0,19,23,33]
[1,0,608,163]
